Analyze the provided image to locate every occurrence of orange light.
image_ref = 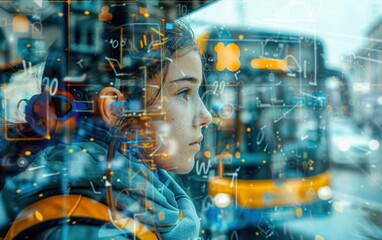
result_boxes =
[195,32,210,54]
[251,58,288,71]
[139,7,148,15]
[296,208,303,217]
[214,42,241,72]
[218,161,223,178]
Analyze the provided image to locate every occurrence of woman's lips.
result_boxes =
[189,143,201,151]
[189,135,203,151]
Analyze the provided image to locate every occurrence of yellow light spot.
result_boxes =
[67,219,71,222]
[110,171,114,176]
[143,13,150,18]
[235,151,241,159]
[34,210,44,221]
[238,34,244,40]
[211,118,220,125]
[246,127,251,132]
[90,138,94,142]
[84,10,90,15]
[255,232,259,236]
[241,159,245,163]
[72,221,76,224]
[178,210,185,220]
[46,135,51,140]
[57,58,61,62]
[315,235,325,240]
[262,160,266,164]
[82,148,87,153]
[33,183,37,187]
[201,230,205,234]
[26,44,31,48]
[309,166,314,171]
[58,12,64,17]
[295,207,303,217]
[204,151,211,158]
[68,149,74,153]
[333,201,344,213]
[39,193,44,197]
[16,189,21,193]
[159,212,165,220]
[25,151,31,156]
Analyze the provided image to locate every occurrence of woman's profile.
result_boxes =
[0,4,211,240]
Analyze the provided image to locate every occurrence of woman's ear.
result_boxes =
[98,87,125,126]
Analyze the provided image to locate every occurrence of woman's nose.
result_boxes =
[195,99,212,128]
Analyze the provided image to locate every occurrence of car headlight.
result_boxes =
[213,193,231,208]
[368,139,380,151]
[317,186,333,200]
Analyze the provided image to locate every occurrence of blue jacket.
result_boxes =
[0,142,200,239]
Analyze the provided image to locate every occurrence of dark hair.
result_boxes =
[109,19,200,135]
[145,20,199,106]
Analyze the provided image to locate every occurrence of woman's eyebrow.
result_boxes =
[169,77,200,84]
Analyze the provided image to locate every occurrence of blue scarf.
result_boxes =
[0,142,200,239]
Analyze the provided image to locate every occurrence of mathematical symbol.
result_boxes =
[76,59,84,68]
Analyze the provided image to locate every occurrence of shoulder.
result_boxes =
[13,223,136,240]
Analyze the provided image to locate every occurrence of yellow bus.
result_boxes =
[196,27,351,235]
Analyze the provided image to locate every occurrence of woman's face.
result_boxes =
[151,50,212,174]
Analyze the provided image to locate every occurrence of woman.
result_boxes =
[0,6,212,240]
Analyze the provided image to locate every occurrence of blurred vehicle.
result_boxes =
[329,120,379,170]
[195,26,352,237]
[352,93,382,141]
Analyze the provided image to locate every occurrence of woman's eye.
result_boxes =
[177,88,191,101]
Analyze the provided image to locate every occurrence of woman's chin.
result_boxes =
[173,156,195,174]
[155,155,195,174]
